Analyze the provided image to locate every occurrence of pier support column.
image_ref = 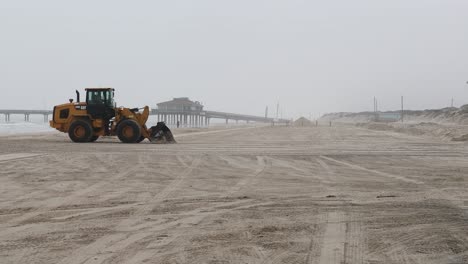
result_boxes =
[44,114,48,123]
[226,119,228,125]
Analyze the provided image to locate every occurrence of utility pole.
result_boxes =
[374,97,378,122]
[401,96,404,122]
[265,106,268,119]
[276,102,279,119]
[373,97,378,112]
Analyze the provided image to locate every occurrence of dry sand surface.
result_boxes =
[0,125,467,264]
[356,122,468,142]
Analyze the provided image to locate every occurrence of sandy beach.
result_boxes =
[0,125,467,264]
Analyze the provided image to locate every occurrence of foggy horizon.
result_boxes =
[1,1,468,119]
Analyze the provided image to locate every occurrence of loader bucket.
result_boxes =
[148,122,177,144]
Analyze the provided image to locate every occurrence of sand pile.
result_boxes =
[357,122,468,141]
[320,112,374,123]
[321,105,468,125]
[452,133,468,141]
[294,117,313,126]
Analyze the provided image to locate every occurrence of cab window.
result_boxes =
[87,91,104,104]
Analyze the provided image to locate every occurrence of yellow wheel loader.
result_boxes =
[50,88,176,143]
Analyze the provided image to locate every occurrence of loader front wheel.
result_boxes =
[117,120,142,143]
[68,120,93,143]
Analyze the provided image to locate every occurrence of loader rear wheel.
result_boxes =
[68,120,93,143]
[117,119,142,143]
[89,135,99,142]
[136,136,145,143]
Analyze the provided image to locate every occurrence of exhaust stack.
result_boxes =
[76,90,80,103]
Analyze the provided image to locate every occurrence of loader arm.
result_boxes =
[138,106,151,139]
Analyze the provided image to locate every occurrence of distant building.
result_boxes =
[157,97,204,112]
[376,112,401,122]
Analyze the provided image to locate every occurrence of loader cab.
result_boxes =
[85,88,116,119]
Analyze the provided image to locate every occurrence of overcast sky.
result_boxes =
[1,0,467,119]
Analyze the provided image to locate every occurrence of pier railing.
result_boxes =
[0,108,290,127]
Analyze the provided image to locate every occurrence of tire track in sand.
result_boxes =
[0,154,143,240]
[125,200,276,264]
[320,156,423,185]
[57,155,202,264]
[228,156,267,194]
[316,158,335,184]
[311,212,364,264]
[0,153,43,163]
[118,156,270,264]
[120,155,202,226]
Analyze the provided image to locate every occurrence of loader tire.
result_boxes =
[117,119,142,143]
[69,120,93,143]
[136,136,145,143]
[89,135,99,142]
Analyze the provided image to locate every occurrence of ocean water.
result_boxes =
[0,115,235,136]
[0,122,54,135]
